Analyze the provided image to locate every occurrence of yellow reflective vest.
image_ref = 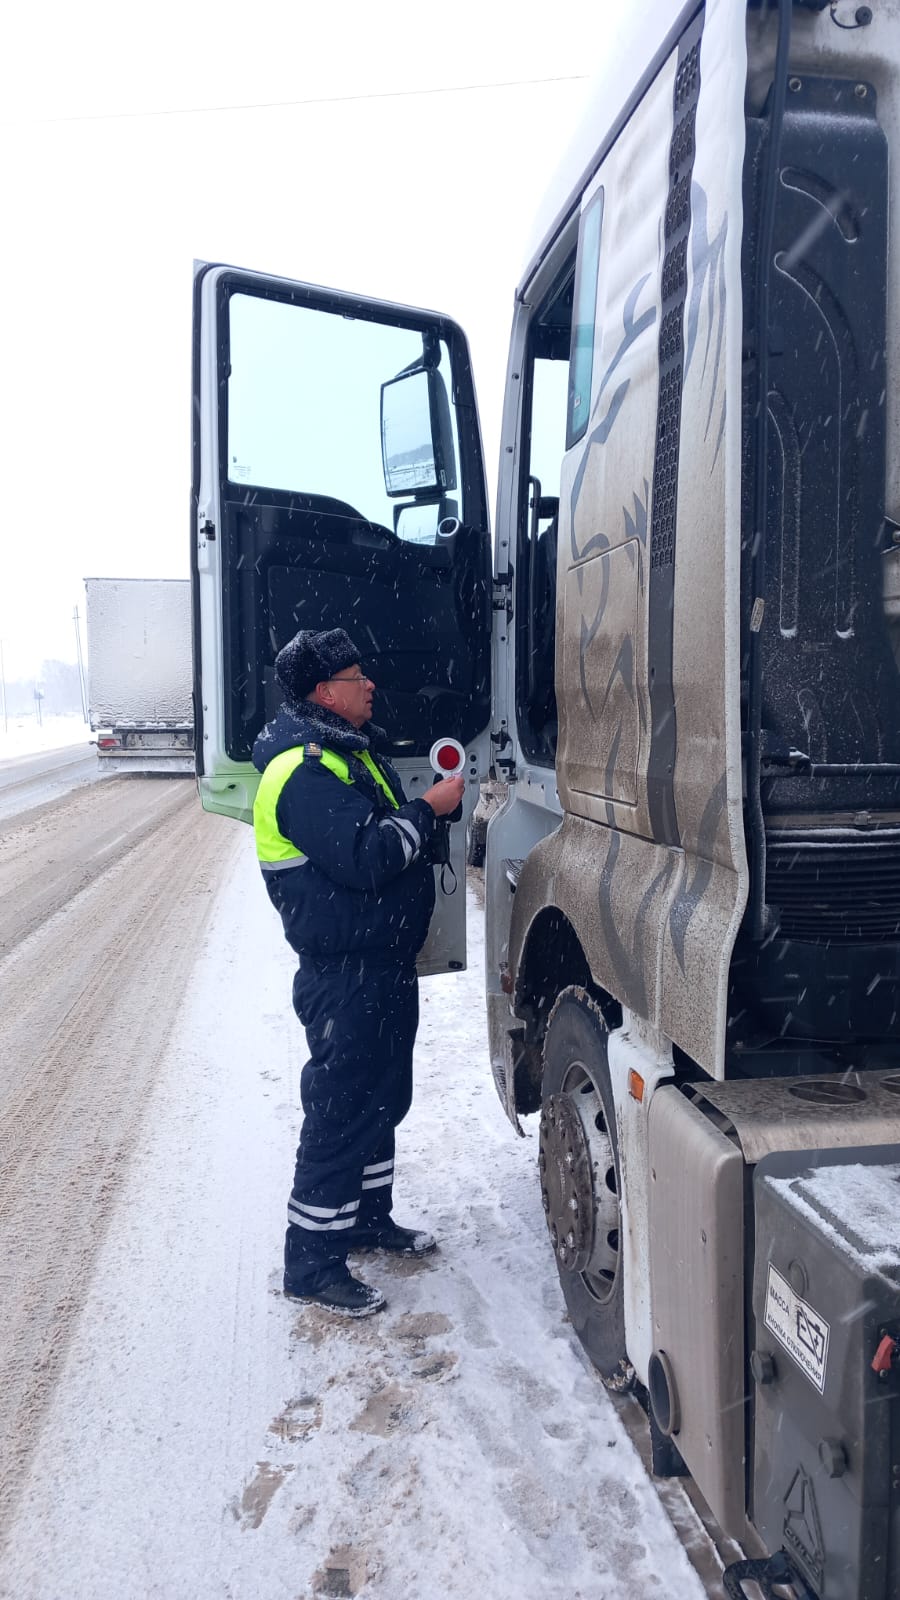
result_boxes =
[253,743,399,873]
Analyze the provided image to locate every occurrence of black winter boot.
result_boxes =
[283,1268,387,1318]
[349,1221,437,1256]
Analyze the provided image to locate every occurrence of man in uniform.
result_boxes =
[252,628,465,1317]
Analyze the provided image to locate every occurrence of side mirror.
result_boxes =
[394,501,441,544]
[380,367,457,497]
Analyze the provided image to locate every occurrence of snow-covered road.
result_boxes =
[1,810,716,1599]
[0,735,98,824]
[0,779,239,1573]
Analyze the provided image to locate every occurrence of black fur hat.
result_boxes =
[274,628,361,705]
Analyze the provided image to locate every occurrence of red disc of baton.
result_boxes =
[429,738,466,777]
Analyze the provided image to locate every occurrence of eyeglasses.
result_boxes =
[329,670,371,684]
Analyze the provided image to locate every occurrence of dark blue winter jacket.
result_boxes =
[252,702,437,965]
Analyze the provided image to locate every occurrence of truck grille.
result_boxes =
[766,832,900,944]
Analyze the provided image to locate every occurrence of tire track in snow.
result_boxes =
[0,775,192,960]
[0,782,240,1552]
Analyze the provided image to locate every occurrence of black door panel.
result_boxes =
[222,496,490,761]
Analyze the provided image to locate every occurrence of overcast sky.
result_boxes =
[0,0,614,678]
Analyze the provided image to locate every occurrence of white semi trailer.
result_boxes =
[190,2,900,1593]
[85,577,193,772]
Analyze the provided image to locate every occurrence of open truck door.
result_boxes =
[191,264,493,974]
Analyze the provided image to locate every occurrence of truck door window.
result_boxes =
[566,190,604,449]
[227,293,462,540]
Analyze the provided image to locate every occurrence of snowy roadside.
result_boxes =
[0,715,91,762]
[2,831,708,1600]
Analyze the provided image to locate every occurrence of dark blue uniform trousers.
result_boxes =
[284,954,419,1291]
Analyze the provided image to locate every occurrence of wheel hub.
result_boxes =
[538,1093,593,1273]
[539,1082,620,1294]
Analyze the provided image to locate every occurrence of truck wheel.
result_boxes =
[539,987,633,1391]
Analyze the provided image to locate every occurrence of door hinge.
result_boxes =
[492,572,512,617]
[200,518,216,542]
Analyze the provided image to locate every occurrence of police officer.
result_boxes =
[252,628,465,1317]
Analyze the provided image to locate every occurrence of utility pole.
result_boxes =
[73,605,88,721]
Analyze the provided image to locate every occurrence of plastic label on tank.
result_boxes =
[765,1264,830,1394]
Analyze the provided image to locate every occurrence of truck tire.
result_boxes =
[539,987,633,1391]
